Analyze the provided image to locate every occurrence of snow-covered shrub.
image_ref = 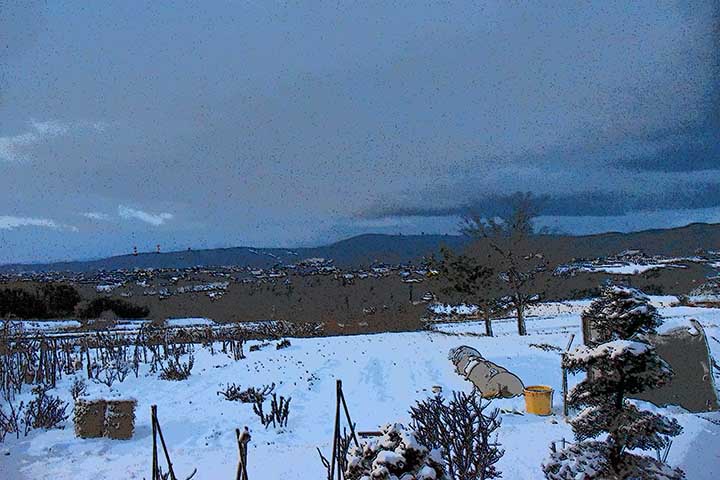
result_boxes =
[159,351,194,381]
[544,441,685,480]
[256,320,324,339]
[344,423,447,480]
[22,384,69,434]
[543,286,684,480]
[410,391,503,480]
[70,377,87,402]
[0,398,23,442]
[252,392,291,429]
[93,357,130,387]
[218,382,275,403]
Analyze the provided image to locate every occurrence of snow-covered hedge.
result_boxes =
[344,423,447,480]
[543,440,684,480]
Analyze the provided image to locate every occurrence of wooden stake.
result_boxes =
[236,427,251,480]
[85,341,92,379]
[339,389,359,448]
[151,405,159,480]
[151,405,177,480]
[329,380,342,480]
[155,412,177,480]
[562,334,575,418]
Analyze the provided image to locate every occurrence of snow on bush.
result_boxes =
[344,423,447,480]
[543,441,684,480]
[543,286,684,480]
[579,286,662,344]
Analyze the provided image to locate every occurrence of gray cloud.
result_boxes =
[118,206,174,226]
[81,212,111,221]
[0,1,718,262]
[0,215,77,232]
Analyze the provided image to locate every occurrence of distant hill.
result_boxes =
[536,222,720,260]
[0,234,469,273]
[2,223,719,273]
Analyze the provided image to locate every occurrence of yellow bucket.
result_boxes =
[524,385,554,415]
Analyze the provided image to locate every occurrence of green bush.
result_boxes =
[0,284,81,319]
[78,297,149,319]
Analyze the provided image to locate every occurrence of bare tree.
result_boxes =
[460,192,547,336]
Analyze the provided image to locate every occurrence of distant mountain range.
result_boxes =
[2,223,719,273]
[0,234,468,273]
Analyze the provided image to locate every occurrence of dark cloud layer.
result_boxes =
[1,1,719,263]
[362,184,720,221]
[361,123,720,220]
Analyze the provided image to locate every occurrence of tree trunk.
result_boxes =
[608,381,626,473]
[515,295,527,336]
[483,304,493,337]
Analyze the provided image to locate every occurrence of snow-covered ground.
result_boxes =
[164,317,217,328]
[12,319,83,333]
[579,263,680,274]
[427,303,479,316]
[2,301,719,479]
[556,259,701,276]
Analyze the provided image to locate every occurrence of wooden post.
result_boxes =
[339,388,359,448]
[85,340,92,379]
[236,426,251,480]
[151,405,159,480]
[562,334,576,418]
[52,338,58,386]
[152,405,177,480]
[235,428,243,480]
[151,405,196,480]
[325,379,361,479]
[156,419,176,480]
[329,380,342,480]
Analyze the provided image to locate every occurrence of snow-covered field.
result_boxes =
[14,319,83,333]
[2,300,719,479]
[579,263,682,274]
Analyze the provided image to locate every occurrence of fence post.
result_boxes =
[85,339,92,379]
[329,380,342,480]
[562,334,575,418]
[151,405,158,480]
[236,426,251,480]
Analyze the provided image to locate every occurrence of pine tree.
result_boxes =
[436,247,500,337]
[543,286,684,479]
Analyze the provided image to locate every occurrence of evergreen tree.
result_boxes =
[436,247,500,337]
[543,286,684,479]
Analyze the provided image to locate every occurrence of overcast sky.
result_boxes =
[1,1,718,263]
